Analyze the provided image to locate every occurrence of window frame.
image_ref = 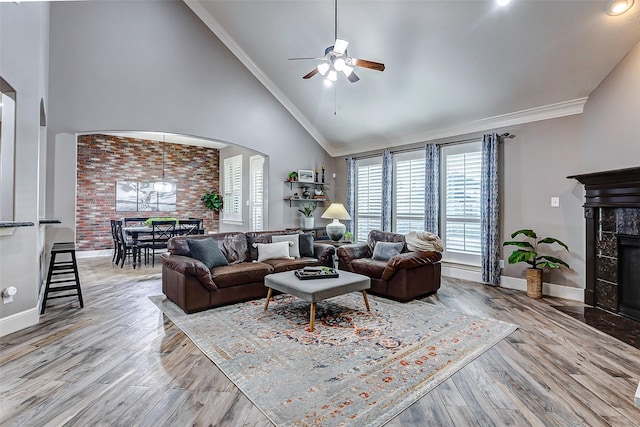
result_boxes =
[249,155,264,231]
[222,154,243,224]
[392,150,426,234]
[440,141,482,266]
[354,157,383,242]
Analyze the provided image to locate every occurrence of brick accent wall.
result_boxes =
[76,134,220,251]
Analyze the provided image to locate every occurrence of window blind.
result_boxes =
[442,147,482,256]
[223,155,242,222]
[394,153,426,234]
[355,160,382,241]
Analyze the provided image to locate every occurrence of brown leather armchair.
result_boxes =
[337,230,442,302]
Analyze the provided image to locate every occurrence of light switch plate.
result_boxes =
[551,197,560,207]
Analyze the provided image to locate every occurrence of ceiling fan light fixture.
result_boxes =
[333,57,346,71]
[327,70,338,82]
[342,65,354,76]
[317,63,330,75]
[333,38,349,54]
[606,0,634,15]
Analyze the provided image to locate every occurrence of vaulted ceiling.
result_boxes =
[185,0,640,157]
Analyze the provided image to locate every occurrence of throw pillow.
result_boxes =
[271,234,301,258]
[187,238,229,270]
[298,233,315,257]
[372,241,404,261]
[254,242,294,262]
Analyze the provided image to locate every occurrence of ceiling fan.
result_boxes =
[289,0,385,83]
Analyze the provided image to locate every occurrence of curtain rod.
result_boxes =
[345,133,510,161]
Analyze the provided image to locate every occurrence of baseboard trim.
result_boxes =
[76,249,112,258]
[0,307,39,338]
[443,264,584,302]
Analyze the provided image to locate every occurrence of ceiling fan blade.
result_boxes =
[351,58,386,72]
[303,68,319,79]
[345,69,359,83]
[333,38,349,55]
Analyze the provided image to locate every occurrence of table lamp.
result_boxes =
[321,203,352,241]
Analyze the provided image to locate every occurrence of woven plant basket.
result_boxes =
[526,268,543,299]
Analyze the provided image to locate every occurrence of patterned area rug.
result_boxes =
[150,293,517,426]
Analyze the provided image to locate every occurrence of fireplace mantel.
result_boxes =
[569,166,640,308]
[568,166,640,207]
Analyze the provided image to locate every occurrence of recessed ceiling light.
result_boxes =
[497,0,511,6]
[605,0,634,15]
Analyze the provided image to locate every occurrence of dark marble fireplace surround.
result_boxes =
[570,167,640,324]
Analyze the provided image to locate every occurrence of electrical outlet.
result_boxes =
[499,259,505,269]
[551,197,560,207]
[2,286,17,304]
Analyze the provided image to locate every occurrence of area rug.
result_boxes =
[150,293,517,426]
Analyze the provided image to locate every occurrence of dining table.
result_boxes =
[123,222,201,268]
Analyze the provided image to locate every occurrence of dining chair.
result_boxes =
[123,217,149,226]
[179,219,201,236]
[139,220,176,267]
[110,219,120,263]
[114,220,138,268]
[188,217,205,234]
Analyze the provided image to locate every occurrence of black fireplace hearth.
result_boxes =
[569,167,640,324]
[618,235,640,323]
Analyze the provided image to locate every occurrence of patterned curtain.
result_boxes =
[346,156,356,233]
[424,143,439,235]
[481,133,500,285]
[381,150,393,231]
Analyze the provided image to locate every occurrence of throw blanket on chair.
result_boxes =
[405,231,444,252]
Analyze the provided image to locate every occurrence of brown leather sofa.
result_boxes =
[161,230,335,313]
[337,230,442,302]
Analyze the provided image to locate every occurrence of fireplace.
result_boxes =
[618,235,640,322]
[569,167,640,321]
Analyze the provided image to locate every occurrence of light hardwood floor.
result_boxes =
[2,256,640,426]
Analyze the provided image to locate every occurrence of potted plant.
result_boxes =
[343,231,353,242]
[298,203,316,229]
[201,191,223,227]
[288,171,298,182]
[503,229,570,299]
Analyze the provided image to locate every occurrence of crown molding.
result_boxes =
[331,97,588,157]
[184,1,333,155]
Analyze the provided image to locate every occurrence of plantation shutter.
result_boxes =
[223,155,242,222]
[249,155,264,231]
[355,159,383,241]
[443,147,482,255]
[394,152,426,234]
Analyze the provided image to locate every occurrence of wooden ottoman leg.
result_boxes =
[310,303,316,332]
[362,290,371,311]
[264,288,273,311]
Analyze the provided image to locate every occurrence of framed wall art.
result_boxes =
[298,169,315,183]
[115,181,177,212]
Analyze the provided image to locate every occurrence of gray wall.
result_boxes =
[46,0,336,236]
[0,2,50,328]
[333,116,585,289]
[582,41,640,173]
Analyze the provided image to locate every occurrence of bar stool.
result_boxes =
[41,242,84,314]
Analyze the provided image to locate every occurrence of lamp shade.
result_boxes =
[321,203,351,220]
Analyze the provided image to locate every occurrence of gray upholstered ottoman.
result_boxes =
[264,270,371,331]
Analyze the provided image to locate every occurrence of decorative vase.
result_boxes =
[302,186,310,199]
[326,219,346,241]
[302,216,315,229]
[526,268,543,299]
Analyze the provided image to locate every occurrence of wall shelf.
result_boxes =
[284,180,329,207]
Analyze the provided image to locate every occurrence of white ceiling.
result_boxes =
[186,0,640,157]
